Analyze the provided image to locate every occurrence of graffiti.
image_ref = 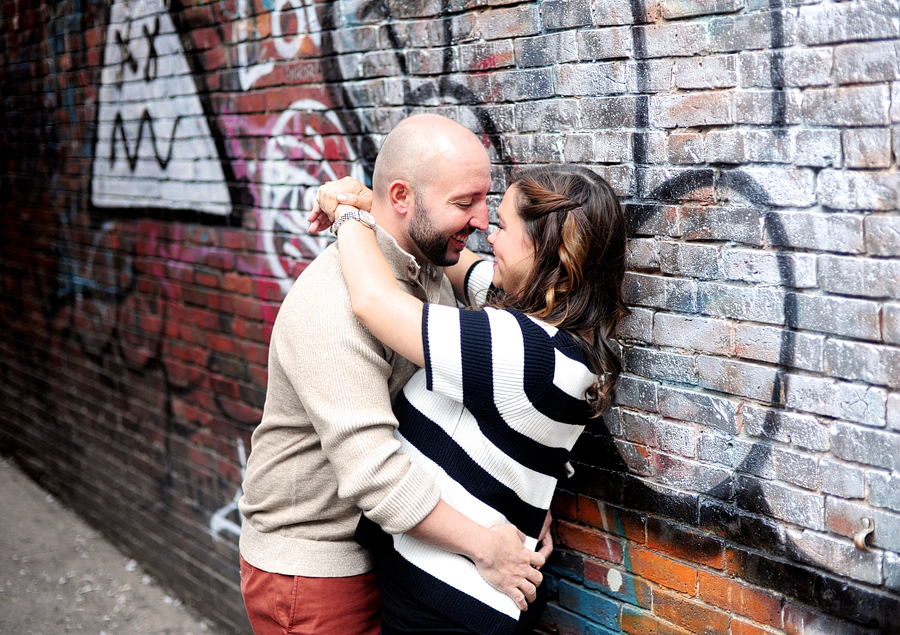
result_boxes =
[210,438,247,542]
[110,110,182,170]
[92,0,233,217]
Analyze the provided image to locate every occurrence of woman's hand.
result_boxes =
[308,177,373,234]
[473,524,545,611]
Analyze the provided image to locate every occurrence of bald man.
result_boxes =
[238,115,545,635]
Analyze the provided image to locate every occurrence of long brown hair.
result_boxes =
[489,165,629,416]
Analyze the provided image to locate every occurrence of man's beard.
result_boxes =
[409,191,467,267]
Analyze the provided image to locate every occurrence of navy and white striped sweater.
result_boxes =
[356,261,597,635]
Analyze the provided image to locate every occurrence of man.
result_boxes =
[238,114,546,635]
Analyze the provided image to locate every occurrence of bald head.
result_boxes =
[372,114,489,203]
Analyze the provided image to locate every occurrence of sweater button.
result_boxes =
[407,264,416,275]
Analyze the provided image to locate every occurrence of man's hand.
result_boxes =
[473,524,545,612]
[308,177,373,234]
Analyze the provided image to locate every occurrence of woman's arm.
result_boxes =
[335,206,426,367]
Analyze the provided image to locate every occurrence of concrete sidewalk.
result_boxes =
[0,457,224,635]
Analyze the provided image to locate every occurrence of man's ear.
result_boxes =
[388,180,413,216]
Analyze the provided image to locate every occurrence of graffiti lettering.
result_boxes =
[110,110,181,171]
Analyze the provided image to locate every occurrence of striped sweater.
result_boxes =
[356,261,597,635]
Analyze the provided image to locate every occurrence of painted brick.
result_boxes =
[626,59,677,93]
[625,238,659,271]
[622,410,659,447]
[731,438,777,479]
[647,518,724,569]
[516,99,579,132]
[649,91,733,128]
[720,166,815,208]
[886,551,900,592]
[653,588,731,633]
[802,85,891,127]
[698,429,732,466]
[735,90,802,127]
[734,323,824,373]
[626,203,681,238]
[594,131,633,163]
[635,22,710,59]
[557,62,628,97]
[836,40,900,85]
[744,129,793,163]
[459,39,515,71]
[584,561,653,609]
[697,282,787,325]
[539,601,593,635]
[626,545,698,594]
[656,419,695,457]
[657,385,740,434]
[819,254,900,300]
[667,133,704,164]
[705,129,746,163]
[886,303,900,347]
[615,439,655,477]
[618,307,654,342]
[477,3,541,41]
[492,67,555,102]
[592,0,635,26]
[722,248,816,288]
[765,210,863,254]
[558,520,625,564]
[683,205,762,245]
[826,496,900,553]
[699,356,782,404]
[558,579,621,631]
[793,129,843,168]
[577,495,647,544]
[614,374,659,412]
[580,96,640,128]
[798,1,899,46]
[772,446,818,490]
[663,0,743,19]
[698,570,782,628]
[515,31,577,68]
[867,470,900,514]
[791,292,882,342]
[652,313,732,355]
[542,0,592,30]
[842,128,892,168]
[788,374,887,427]
[819,457,866,499]
[578,27,633,61]
[785,529,883,586]
[673,55,737,89]
[831,420,899,469]
[782,602,891,635]
[709,10,798,53]
[659,242,720,280]
[866,215,900,257]
[656,452,734,497]
[889,393,900,431]
[824,339,900,390]
[736,473,825,531]
[625,273,698,313]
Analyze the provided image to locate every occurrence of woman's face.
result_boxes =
[487,185,535,295]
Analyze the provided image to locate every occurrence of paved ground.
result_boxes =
[0,457,223,635]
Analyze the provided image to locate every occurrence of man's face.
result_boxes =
[405,148,491,266]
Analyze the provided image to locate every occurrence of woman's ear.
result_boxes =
[388,180,413,216]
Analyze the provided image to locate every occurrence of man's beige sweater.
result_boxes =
[238,227,453,577]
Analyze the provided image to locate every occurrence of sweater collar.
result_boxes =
[374,225,442,286]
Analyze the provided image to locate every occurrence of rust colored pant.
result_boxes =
[240,555,381,635]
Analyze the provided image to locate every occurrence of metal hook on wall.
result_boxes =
[853,517,875,551]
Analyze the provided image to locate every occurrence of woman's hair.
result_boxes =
[488,165,629,417]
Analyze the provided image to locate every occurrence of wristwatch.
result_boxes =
[331,209,376,235]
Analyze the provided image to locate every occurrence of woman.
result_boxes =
[319,165,628,635]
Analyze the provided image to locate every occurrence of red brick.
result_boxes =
[647,519,724,569]
[577,495,646,543]
[557,520,624,564]
[626,546,697,595]
[653,588,731,634]
[732,619,776,635]
[551,489,577,521]
[698,571,782,629]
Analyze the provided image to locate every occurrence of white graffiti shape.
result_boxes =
[272,0,321,60]
[260,99,366,292]
[209,438,247,542]
[92,0,231,216]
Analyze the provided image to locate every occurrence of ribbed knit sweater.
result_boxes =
[357,260,596,635]
[238,227,454,577]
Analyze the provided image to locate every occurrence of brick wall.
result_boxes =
[1,0,898,633]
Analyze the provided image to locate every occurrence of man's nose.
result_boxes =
[469,202,489,231]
